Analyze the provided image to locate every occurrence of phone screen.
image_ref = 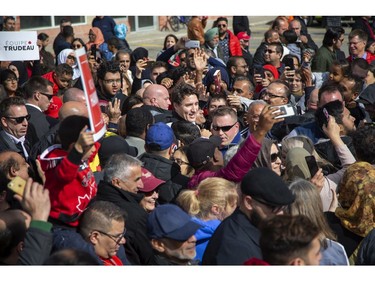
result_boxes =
[305,155,319,177]
[284,57,295,70]
[90,44,97,60]
[214,70,222,93]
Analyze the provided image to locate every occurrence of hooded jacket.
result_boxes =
[39,143,100,227]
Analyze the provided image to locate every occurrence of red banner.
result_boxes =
[75,48,106,142]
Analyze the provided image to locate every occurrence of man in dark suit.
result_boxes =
[0,96,31,160]
[23,76,58,146]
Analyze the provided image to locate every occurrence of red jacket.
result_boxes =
[41,71,63,118]
[227,30,243,57]
[39,142,100,227]
[187,134,261,189]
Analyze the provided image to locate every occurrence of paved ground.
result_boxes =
[125,16,353,59]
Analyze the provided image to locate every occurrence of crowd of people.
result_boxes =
[0,15,375,266]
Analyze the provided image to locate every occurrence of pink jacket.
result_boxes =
[188,134,261,189]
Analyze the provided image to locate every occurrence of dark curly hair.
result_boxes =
[351,124,375,164]
[96,61,120,81]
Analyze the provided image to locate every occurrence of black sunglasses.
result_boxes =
[67,55,76,61]
[212,122,237,132]
[270,152,281,162]
[5,114,31,124]
[40,92,53,101]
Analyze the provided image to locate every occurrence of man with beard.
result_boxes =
[215,17,242,64]
[96,61,127,112]
[202,167,295,265]
[147,204,202,265]
[203,27,224,63]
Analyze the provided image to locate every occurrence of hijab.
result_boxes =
[86,27,105,50]
[57,48,80,80]
[285,147,311,181]
[336,161,375,237]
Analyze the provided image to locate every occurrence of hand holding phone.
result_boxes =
[305,155,319,177]
[90,44,97,60]
[8,176,26,196]
[185,40,200,49]
[271,104,296,119]
[254,66,265,79]
[284,57,295,70]
[213,69,222,93]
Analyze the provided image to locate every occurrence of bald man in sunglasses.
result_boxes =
[210,106,243,157]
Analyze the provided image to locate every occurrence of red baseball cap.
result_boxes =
[140,168,165,193]
[237,32,250,41]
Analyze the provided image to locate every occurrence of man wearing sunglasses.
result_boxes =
[263,42,285,77]
[215,17,242,64]
[210,106,243,157]
[23,76,58,145]
[0,96,31,161]
[202,167,295,265]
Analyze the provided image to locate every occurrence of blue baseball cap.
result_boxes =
[145,122,175,151]
[147,204,202,241]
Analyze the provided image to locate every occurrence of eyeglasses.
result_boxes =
[94,229,127,244]
[270,152,281,162]
[67,55,76,61]
[72,44,82,48]
[252,197,287,214]
[39,92,53,101]
[5,114,31,124]
[218,24,227,28]
[103,79,121,84]
[119,60,130,63]
[170,156,190,166]
[263,91,285,99]
[212,122,237,132]
[264,49,277,54]
[4,78,18,83]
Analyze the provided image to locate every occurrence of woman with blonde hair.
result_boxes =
[287,178,349,265]
[176,177,238,263]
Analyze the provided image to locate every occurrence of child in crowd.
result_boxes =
[39,115,100,227]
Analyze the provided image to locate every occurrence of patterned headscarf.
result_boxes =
[336,162,375,237]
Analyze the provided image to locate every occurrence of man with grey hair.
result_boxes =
[94,153,154,265]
